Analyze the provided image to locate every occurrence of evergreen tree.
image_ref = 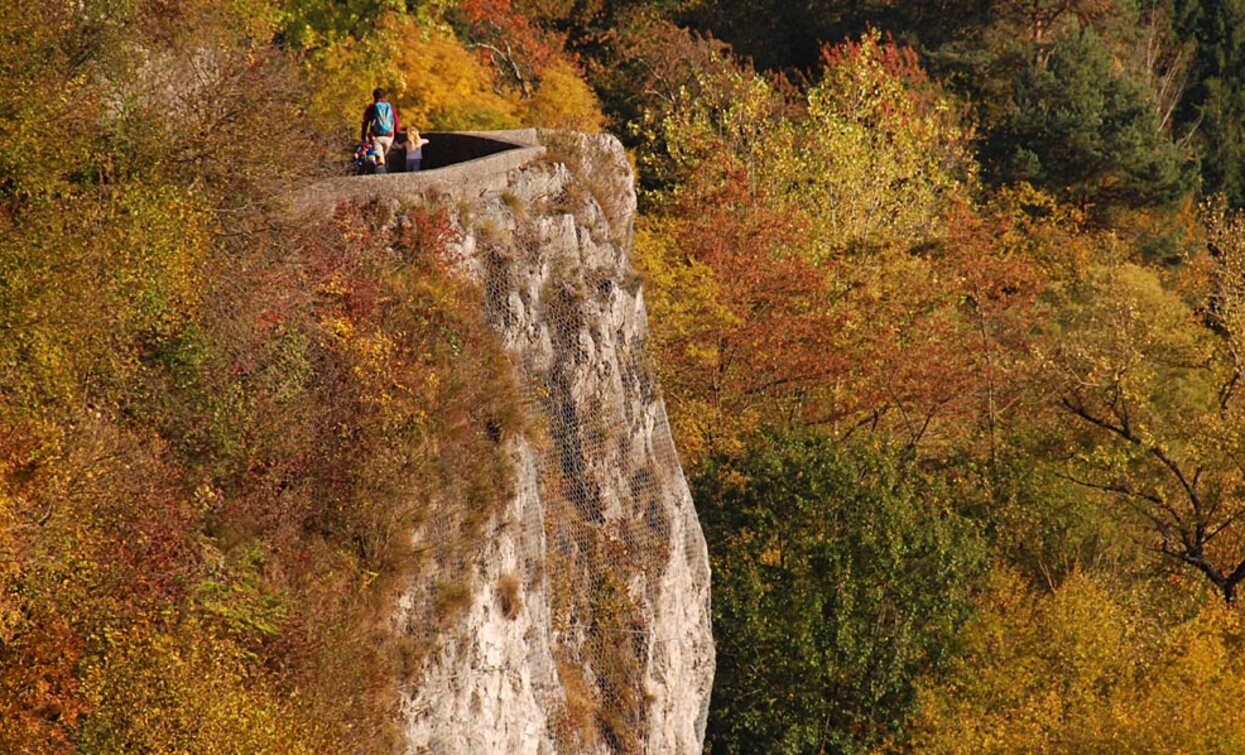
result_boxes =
[1173,0,1245,205]
[986,26,1191,211]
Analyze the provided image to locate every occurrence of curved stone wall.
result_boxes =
[417,129,540,170]
[288,128,546,216]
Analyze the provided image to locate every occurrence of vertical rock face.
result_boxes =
[394,132,714,753]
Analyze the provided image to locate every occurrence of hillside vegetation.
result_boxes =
[5,0,1245,752]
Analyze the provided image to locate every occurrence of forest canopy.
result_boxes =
[5,0,1245,752]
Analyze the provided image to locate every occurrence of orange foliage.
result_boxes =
[642,165,1049,464]
[639,173,842,459]
[0,195,523,751]
[863,200,1046,455]
[0,614,86,752]
[457,0,566,96]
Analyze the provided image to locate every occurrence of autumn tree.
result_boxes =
[450,0,564,97]
[651,31,974,255]
[1040,216,1245,602]
[786,32,976,254]
[387,23,525,130]
[579,8,736,164]
[637,176,842,460]
[639,34,1047,464]
[910,568,1245,752]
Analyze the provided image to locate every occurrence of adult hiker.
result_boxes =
[361,87,399,167]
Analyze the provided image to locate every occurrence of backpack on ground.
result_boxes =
[353,141,384,174]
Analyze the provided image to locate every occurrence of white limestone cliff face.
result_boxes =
[393,132,714,754]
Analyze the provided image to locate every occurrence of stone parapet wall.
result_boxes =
[287,129,546,216]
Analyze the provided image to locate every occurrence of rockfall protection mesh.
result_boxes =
[393,152,695,753]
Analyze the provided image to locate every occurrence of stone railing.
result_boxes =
[289,128,547,216]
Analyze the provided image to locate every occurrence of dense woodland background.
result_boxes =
[6,0,1245,751]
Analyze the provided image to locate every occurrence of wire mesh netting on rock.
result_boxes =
[391,133,712,755]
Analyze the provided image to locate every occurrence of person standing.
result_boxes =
[361,88,399,166]
[404,127,430,171]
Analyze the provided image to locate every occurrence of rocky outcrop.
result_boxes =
[376,131,713,753]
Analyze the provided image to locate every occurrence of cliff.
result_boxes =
[303,130,714,753]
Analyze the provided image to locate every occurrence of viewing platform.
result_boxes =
[290,128,547,216]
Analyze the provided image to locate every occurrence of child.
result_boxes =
[404,127,429,172]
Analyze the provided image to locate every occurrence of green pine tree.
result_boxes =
[1174,0,1245,205]
[985,26,1192,212]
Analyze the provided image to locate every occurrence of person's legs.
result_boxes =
[373,134,394,163]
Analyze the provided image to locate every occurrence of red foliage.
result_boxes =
[859,201,1046,453]
[818,31,956,126]
[652,166,1048,460]
[457,0,569,93]
[0,614,87,751]
[820,30,927,85]
[658,172,849,449]
[395,204,462,264]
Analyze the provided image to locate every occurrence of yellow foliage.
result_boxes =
[304,28,404,135]
[634,219,749,461]
[784,31,974,257]
[76,624,314,754]
[520,60,604,132]
[388,22,521,131]
[0,183,212,416]
[910,568,1245,753]
[302,12,604,139]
